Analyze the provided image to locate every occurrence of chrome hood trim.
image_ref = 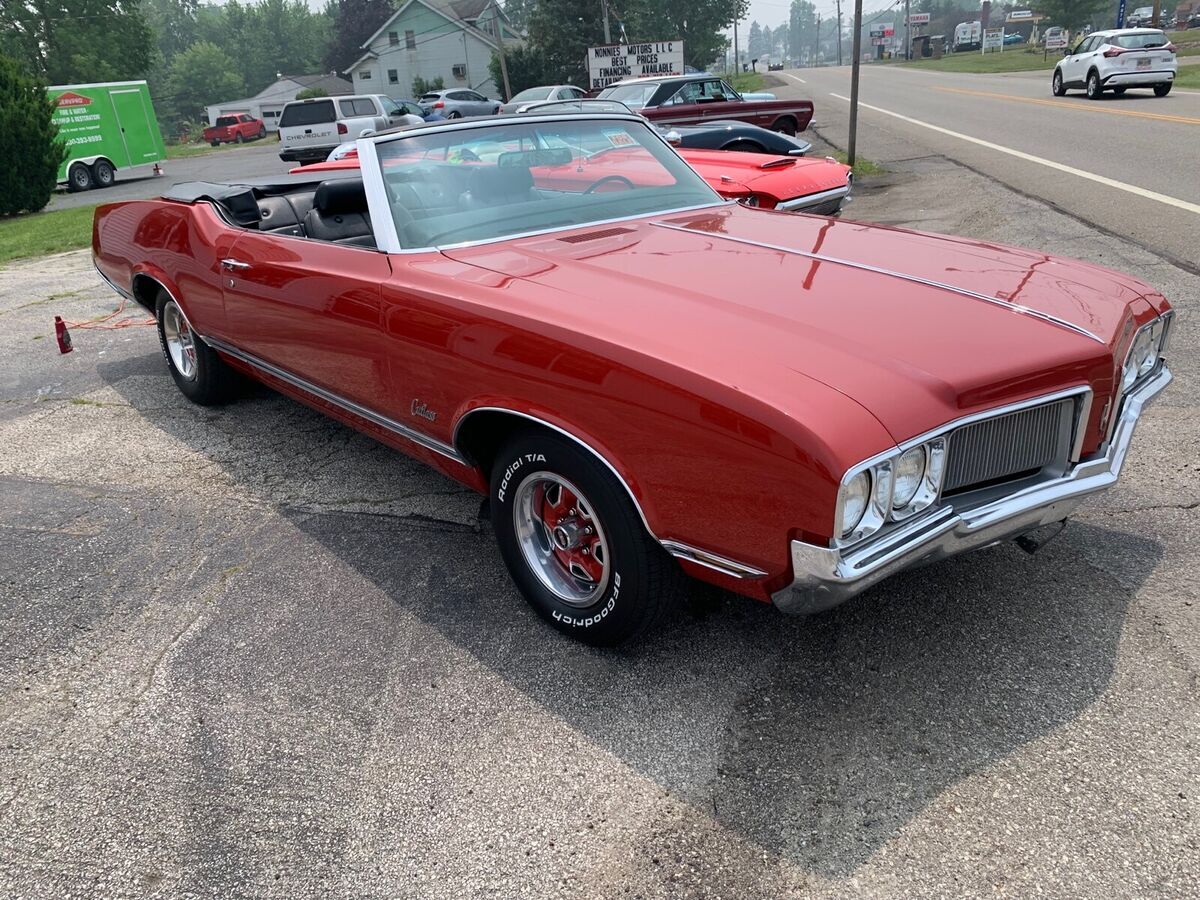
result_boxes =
[651,221,1104,344]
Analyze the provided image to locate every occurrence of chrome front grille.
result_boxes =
[943,398,1075,494]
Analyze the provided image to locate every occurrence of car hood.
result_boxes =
[676,150,850,197]
[441,205,1162,445]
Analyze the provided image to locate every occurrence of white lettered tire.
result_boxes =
[490,431,676,645]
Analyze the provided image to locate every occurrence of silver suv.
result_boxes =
[417,89,501,119]
[278,94,421,163]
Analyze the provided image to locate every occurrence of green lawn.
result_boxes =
[0,205,96,267]
[730,71,766,94]
[888,50,1057,75]
[1174,67,1200,89]
[165,135,277,159]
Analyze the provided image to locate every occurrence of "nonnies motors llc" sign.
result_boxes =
[587,42,685,90]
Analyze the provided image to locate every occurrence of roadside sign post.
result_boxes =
[848,0,863,167]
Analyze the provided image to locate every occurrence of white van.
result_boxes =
[278,95,422,163]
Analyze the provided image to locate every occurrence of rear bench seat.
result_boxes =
[254,179,374,248]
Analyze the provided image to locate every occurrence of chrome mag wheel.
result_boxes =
[512,472,610,607]
[161,300,198,381]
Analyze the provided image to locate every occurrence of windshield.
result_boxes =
[510,87,555,102]
[372,118,719,248]
[1113,31,1169,48]
[596,83,659,109]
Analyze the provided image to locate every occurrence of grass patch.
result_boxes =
[888,49,1057,75]
[827,151,885,177]
[0,205,96,267]
[1174,67,1200,89]
[729,71,766,94]
[165,137,276,160]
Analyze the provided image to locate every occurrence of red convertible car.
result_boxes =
[291,143,853,215]
[93,113,1174,645]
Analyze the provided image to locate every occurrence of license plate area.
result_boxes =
[1137,59,1151,69]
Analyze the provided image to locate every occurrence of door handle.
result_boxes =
[221,258,251,271]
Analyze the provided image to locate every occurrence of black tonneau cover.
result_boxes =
[162,170,362,226]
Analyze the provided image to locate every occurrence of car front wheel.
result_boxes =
[1154,83,1172,97]
[1086,71,1103,99]
[1052,69,1066,96]
[155,290,237,405]
[490,431,677,645]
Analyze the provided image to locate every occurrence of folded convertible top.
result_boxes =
[162,170,362,226]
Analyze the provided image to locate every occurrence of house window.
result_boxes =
[452,63,467,79]
[388,69,399,85]
[358,69,372,80]
[405,30,416,50]
[388,31,399,46]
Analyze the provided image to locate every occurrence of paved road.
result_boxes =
[777,62,1199,266]
[3,136,1198,896]
[47,141,293,212]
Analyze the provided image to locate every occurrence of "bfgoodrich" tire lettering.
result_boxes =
[552,573,620,628]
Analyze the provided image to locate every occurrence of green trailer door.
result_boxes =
[110,88,155,167]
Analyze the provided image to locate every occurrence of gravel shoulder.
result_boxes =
[1,134,1197,898]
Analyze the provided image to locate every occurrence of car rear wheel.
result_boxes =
[447,110,462,119]
[91,159,115,188]
[1052,69,1066,96]
[67,163,93,192]
[235,132,245,143]
[772,117,797,136]
[1154,83,1172,97]
[210,141,220,147]
[1112,86,1127,96]
[155,290,237,405]
[1086,71,1103,99]
[489,431,677,645]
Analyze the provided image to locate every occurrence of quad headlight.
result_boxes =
[836,437,948,545]
[1121,313,1172,394]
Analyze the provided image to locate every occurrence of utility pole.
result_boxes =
[733,18,740,73]
[848,0,863,167]
[602,0,612,45]
[836,0,843,66]
[904,0,911,60]
[492,16,511,100]
[815,13,821,66]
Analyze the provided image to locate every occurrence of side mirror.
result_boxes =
[664,130,682,146]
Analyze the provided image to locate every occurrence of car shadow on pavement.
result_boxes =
[100,357,1163,879]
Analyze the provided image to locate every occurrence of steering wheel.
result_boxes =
[583,175,636,194]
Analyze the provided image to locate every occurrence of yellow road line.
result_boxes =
[933,85,1200,126]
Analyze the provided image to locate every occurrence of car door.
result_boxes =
[469,90,495,115]
[219,231,393,410]
[1061,35,1095,84]
[654,81,706,125]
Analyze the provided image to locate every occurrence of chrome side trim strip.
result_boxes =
[651,221,1104,344]
[451,406,767,579]
[659,540,768,579]
[205,336,467,464]
[775,185,850,211]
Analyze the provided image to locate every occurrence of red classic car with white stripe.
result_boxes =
[92,113,1173,645]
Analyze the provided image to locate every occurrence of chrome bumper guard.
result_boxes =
[772,365,1172,615]
[776,185,851,212]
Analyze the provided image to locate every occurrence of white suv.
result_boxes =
[278,94,422,163]
[1052,29,1177,99]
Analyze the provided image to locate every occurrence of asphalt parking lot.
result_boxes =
[2,133,1198,898]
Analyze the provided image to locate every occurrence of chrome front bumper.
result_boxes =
[772,365,1172,615]
[777,185,851,213]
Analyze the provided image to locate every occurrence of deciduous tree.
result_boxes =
[0,0,154,84]
[324,0,398,73]
[162,41,244,124]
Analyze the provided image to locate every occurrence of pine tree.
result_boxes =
[0,53,65,215]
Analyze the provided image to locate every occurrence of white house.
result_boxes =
[344,0,523,100]
[205,73,354,131]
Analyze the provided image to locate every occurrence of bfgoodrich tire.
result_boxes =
[155,289,237,405]
[490,431,677,645]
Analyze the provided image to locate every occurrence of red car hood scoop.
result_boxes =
[442,207,1147,443]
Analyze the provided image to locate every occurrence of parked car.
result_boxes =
[277,94,422,163]
[1003,32,1026,46]
[520,98,813,155]
[1189,10,1200,28]
[418,89,501,118]
[202,113,266,146]
[499,85,586,114]
[94,112,1174,645]
[597,73,813,135]
[292,127,849,214]
[1126,6,1154,27]
[1053,28,1177,98]
[389,97,443,121]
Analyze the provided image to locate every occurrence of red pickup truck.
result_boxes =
[598,73,813,135]
[202,114,267,146]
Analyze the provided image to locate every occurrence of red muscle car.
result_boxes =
[291,142,853,215]
[598,74,814,135]
[93,113,1174,645]
[202,113,267,146]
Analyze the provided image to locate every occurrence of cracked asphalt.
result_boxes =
[1,132,1198,898]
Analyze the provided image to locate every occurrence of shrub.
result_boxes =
[412,75,445,96]
[295,87,328,100]
[0,53,65,216]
